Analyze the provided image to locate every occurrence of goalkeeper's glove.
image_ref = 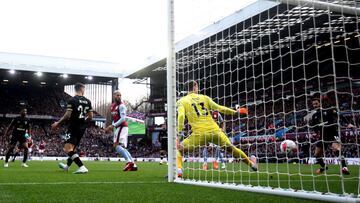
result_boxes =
[178,131,185,139]
[237,107,248,117]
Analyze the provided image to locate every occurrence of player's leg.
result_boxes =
[177,133,205,177]
[332,142,350,175]
[159,150,167,165]
[4,135,18,167]
[65,142,87,174]
[215,146,225,169]
[4,144,16,167]
[216,130,256,171]
[114,127,136,171]
[28,147,32,160]
[314,143,327,174]
[160,137,168,165]
[202,147,208,170]
[39,150,44,161]
[12,147,20,162]
[61,129,88,173]
[20,142,29,167]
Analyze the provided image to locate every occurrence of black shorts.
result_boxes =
[161,137,168,151]
[315,128,339,148]
[10,133,27,145]
[64,127,86,147]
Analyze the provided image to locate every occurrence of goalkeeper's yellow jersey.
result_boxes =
[177,93,237,133]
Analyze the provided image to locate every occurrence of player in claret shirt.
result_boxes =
[105,90,137,171]
[38,139,46,161]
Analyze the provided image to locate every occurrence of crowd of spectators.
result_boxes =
[0,83,358,160]
[0,119,159,158]
[0,85,70,117]
[127,111,146,120]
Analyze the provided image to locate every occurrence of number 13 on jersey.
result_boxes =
[191,102,209,117]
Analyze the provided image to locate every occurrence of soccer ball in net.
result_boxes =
[280,140,297,153]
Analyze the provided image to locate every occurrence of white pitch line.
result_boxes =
[0,181,165,186]
[0,179,358,186]
[182,179,359,183]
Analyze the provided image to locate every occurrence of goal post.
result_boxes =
[167,0,360,202]
[167,0,177,182]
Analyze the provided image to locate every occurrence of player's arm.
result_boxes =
[4,119,15,136]
[105,104,112,127]
[55,110,72,126]
[86,100,93,121]
[177,101,185,133]
[336,109,356,128]
[207,96,237,115]
[113,105,127,128]
[51,100,73,130]
[218,113,226,131]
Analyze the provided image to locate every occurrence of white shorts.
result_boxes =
[28,148,32,153]
[113,126,129,148]
[39,149,45,154]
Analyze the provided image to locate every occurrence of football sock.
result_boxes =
[68,151,83,167]
[12,152,19,161]
[231,146,251,166]
[215,147,224,163]
[316,158,325,168]
[5,149,12,163]
[67,157,73,167]
[177,150,182,170]
[202,148,208,163]
[23,148,28,163]
[124,149,134,163]
[334,151,347,167]
[115,145,132,162]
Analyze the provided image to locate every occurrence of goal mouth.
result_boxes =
[168,0,360,202]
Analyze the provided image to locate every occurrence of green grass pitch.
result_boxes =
[0,161,358,203]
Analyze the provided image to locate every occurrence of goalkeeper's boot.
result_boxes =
[202,163,208,170]
[4,162,9,168]
[59,162,69,171]
[212,161,219,170]
[250,155,258,172]
[342,167,350,175]
[73,166,88,174]
[315,166,328,174]
[21,163,29,168]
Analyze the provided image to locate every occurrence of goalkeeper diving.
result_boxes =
[176,80,257,177]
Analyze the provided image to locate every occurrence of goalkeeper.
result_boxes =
[176,80,257,177]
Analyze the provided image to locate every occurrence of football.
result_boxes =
[280,140,297,153]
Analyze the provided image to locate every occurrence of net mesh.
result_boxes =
[175,0,360,199]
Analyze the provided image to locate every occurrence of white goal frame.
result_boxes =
[167,0,360,202]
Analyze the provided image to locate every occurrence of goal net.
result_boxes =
[168,0,360,202]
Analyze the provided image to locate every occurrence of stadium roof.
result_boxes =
[0,52,123,78]
[0,52,119,86]
[126,0,360,79]
[0,68,115,87]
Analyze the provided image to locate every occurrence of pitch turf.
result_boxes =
[0,161,357,203]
